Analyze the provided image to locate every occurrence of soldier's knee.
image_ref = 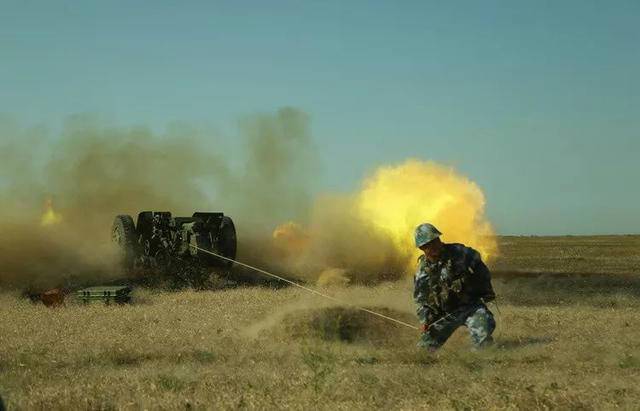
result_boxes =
[466,307,496,346]
[470,307,495,327]
[481,310,496,332]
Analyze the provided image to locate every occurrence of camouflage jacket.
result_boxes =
[413,243,495,324]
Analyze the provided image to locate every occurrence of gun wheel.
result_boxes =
[112,215,138,271]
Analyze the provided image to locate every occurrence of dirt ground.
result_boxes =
[1,236,639,410]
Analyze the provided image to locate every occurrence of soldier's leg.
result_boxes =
[417,312,467,350]
[464,305,496,348]
[418,318,459,350]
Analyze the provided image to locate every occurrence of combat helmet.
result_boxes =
[414,223,442,248]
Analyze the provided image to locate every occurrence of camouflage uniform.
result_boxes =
[414,243,496,349]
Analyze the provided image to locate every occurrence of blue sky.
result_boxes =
[1,1,639,235]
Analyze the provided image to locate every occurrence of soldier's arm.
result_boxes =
[468,250,496,302]
[414,259,437,324]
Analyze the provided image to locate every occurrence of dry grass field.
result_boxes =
[1,236,639,410]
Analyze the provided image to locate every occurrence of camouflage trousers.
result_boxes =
[418,303,496,350]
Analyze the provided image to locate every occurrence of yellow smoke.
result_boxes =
[272,158,497,282]
[272,221,309,254]
[316,268,351,287]
[356,159,497,265]
[41,198,63,227]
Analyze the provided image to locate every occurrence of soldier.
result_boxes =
[413,223,496,350]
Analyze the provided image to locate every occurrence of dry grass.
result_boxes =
[493,235,640,275]
[1,236,639,410]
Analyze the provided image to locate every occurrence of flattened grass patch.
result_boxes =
[283,306,415,345]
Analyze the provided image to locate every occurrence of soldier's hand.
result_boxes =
[421,323,430,333]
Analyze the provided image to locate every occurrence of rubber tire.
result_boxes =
[112,215,138,271]
[218,216,237,268]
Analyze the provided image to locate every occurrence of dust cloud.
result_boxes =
[0,108,314,289]
[0,114,225,288]
[0,108,496,290]
[271,160,498,284]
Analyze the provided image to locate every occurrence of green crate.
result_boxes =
[77,286,132,304]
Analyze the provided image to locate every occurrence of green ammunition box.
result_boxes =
[77,286,132,304]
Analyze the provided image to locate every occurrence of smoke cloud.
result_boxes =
[0,108,496,290]
[0,108,315,289]
[269,160,498,284]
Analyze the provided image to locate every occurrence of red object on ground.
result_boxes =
[40,288,66,307]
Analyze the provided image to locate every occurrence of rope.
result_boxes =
[189,244,420,330]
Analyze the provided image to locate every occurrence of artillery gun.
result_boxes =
[111,211,237,282]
